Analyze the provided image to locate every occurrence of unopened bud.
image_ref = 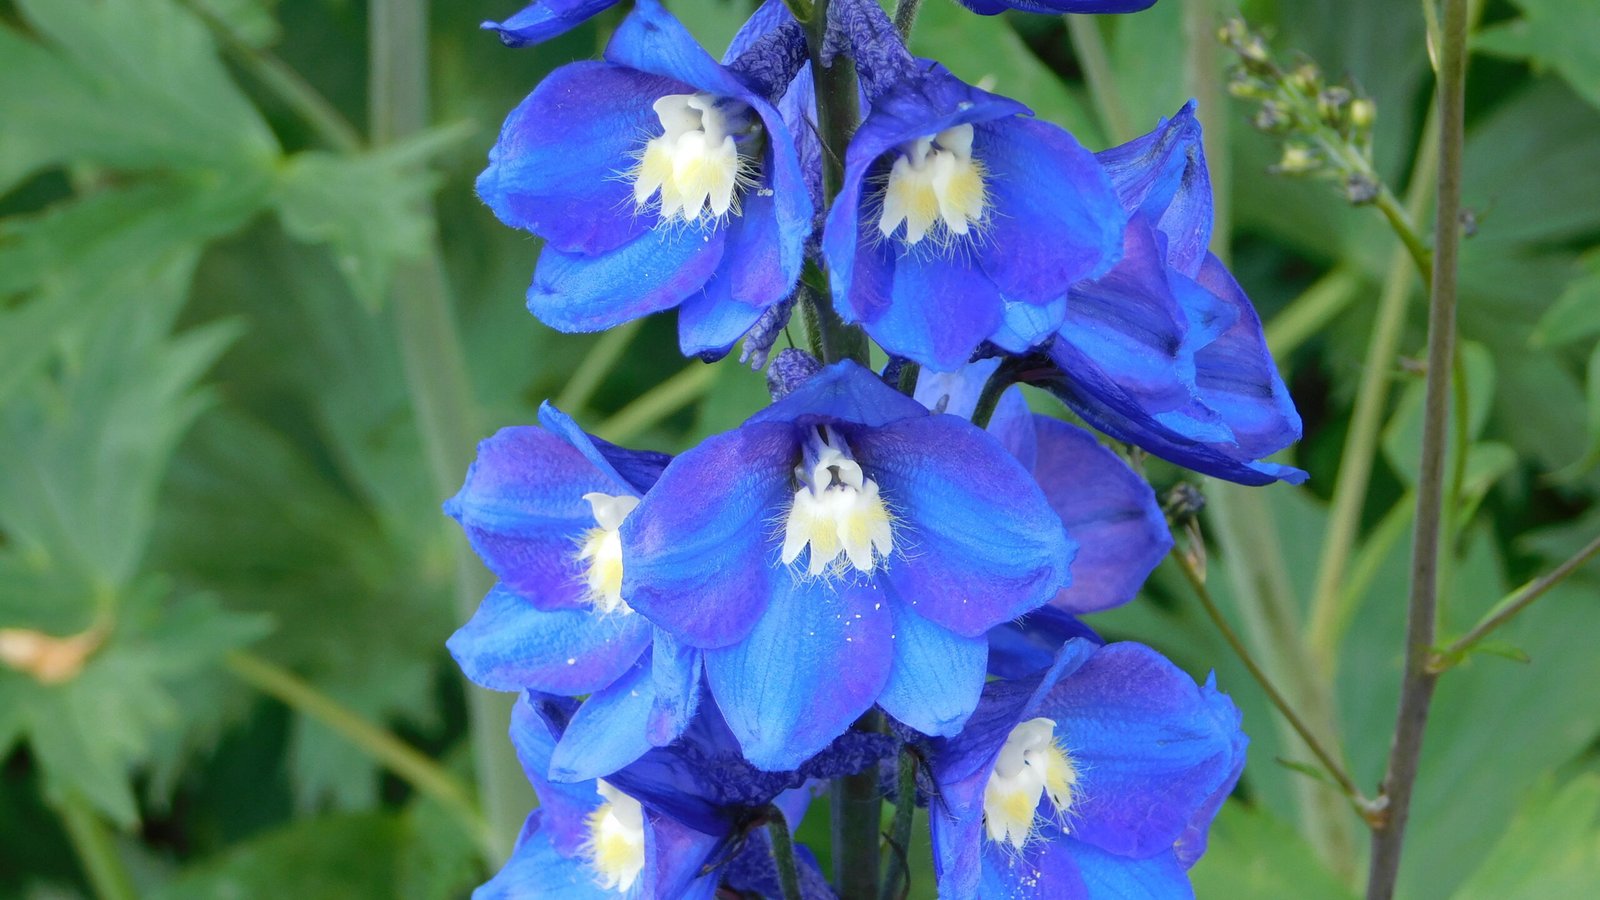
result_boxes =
[1274,144,1318,175]
[1345,173,1379,205]
[1350,98,1376,130]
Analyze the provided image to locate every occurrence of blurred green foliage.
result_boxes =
[1,0,1599,898]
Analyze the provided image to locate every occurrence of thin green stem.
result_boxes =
[1374,187,1435,285]
[181,0,364,153]
[1066,15,1135,144]
[555,320,643,414]
[1430,533,1600,673]
[1263,266,1363,358]
[1305,109,1441,672]
[1169,549,1372,813]
[1366,0,1469,893]
[225,651,498,858]
[806,0,870,366]
[369,0,529,862]
[880,748,920,900]
[831,711,883,899]
[56,792,137,900]
[592,363,719,443]
[892,0,925,41]
[765,806,805,900]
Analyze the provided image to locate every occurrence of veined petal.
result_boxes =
[1191,254,1303,460]
[1097,101,1212,278]
[1040,643,1245,859]
[703,577,893,770]
[854,416,1074,636]
[529,224,726,333]
[647,630,702,746]
[975,117,1125,303]
[447,584,652,693]
[535,402,670,496]
[877,597,987,737]
[621,422,795,648]
[605,0,755,101]
[750,359,931,428]
[549,657,658,782]
[482,0,620,47]
[477,62,680,255]
[1030,417,1171,614]
[677,277,771,358]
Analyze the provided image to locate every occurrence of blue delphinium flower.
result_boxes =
[915,365,1172,615]
[478,693,837,898]
[821,0,1126,371]
[482,0,619,46]
[928,637,1246,898]
[445,403,700,781]
[477,0,812,358]
[619,360,1075,769]
[1046,103,1305,485]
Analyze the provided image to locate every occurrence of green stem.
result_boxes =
[592,363,720,443]
[1430,533,1600,673]
[56,792,137,900]
[891,0,925,40]
[1366,0,1469,892]
[766,806,805,900]
[806,0,870,366]
[368,0,530,862]
[226,651,498,858]
[1305,109,1441,672]
[880,747,920,900]
[1066,15,1135,144]
[831,711,883,899]
[555,320,643,414]
[1262,266,1364,358]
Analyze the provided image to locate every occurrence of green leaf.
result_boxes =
[1476,0,1600,111]
[1188,802,1356,900]
[150,813,405,900]
[1455,776,1600,900]
[1529,249,1600,348]
[0,0,278,193]
[274,135,453,309]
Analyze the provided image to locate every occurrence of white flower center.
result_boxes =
[577,492,640,615]
[632,92,760,225]
[780,425,894,577]
[876,124,988,246]
[983,717,1078,851]
[584,780,646,893]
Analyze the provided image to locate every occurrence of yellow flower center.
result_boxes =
[876,124,988,246]
[576,492,639,614]
[780,425,894,577]
[584,780,646,892]
[632,92,760,225]
[982,717,1078,850]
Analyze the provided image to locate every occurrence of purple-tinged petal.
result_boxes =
[978,834,1087,899]
[447,584,651,693]
[528,224,726,333]
[704,577,893,770]
[985,386,1039,470]
[677,280,769,358]
[647,630,701,746]
[473,815,613,900]
[1068,842,1194,899]
[445,426,614,610]
[1031,417,1171,614]
[750,359,930,428]
[622,421,795,648]
[605,0,755,101]
[476,62,677,255]
[1190,254,1303,460]
[1097,101,1212,278]
[1175,673,1247,868]
[535,402,670,497]
[974,117,1125,303]
[993,294,1069,354]
[875,250,1007,371]
[722,138,812,308]
[643,814,724,900]
[987,607,1103,680]
[853,416,1074,637]
[877,597,987,737]
[549,657,658,782]
[1041,643,1244,859]
[481,0,619,47]
[508,695,597,853]
[724,0,799,63]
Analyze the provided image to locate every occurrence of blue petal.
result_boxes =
[508,695,598,854]
[444,426,617,610]
[1175,673,1247,869]
[1097,101,1212,278]
[913,358,1001,420]
[476,61,675,255]
[605,0,756,101]
[677,280,769,358]
[647,630,702,746]
[621,422,796,648]
[1069,843,1194,900]
[549,657,658,782]
[447,584,651,693]
[993,294,1069,354]
[853,415,1074,636]
[643,813,725,899]
[473,816,613,900]
[877,248,1007,371]
[876,598,987,737]
[1041,643,1245,859]
[724,0,798,62]
[979,835,1087,899]
[529,223,726,333]
[987,606,1103,680]
[704,577,893,770]
[1030,417,1172,614]
[975,117,1125,303]
[985,386,1039,470]
[536,402,670,496]
[1190,254,1303,461]
[750,359,931,428]
[482,0,619,47]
